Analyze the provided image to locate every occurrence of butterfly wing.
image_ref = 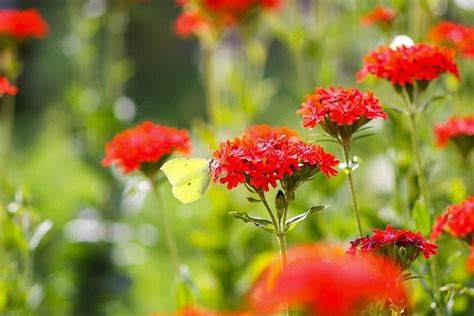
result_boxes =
[160,158,212,204]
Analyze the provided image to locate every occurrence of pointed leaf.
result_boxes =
[229,211,275,233]
[419,95,451,113]
[246,197,261,203]
[28,220,53,251]
[285,205,328,232]
[411,198,431,236]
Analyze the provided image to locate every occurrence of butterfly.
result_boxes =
[160,158,214,204]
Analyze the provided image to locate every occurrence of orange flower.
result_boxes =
[0,9,49,40]
[434,116,474,152]
[0,76,18,95]
[152,306,252,316]
[361,5,397,27]
[244,124,299,140]
[175,11,209,37]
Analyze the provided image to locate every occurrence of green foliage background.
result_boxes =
[1,0,472,315]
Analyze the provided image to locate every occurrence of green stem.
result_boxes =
[400,86,442,315]
[0,94,16,189]
[150,177,181,273]
[342,144,363,237]
[407,113,430,206]
[202,44,219,125]
[258,191,290,316]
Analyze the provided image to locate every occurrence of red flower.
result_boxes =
[434,116,474,147]
[175,0,281,36]
[361,5,397,27]
[431,197,474,273]
[297,87,387,130]
[0,9,49,40]
[431,196,474,241]
[248,244,407,316]
[348,225,438,269]
[244,124,299,140]
[357,44,460,86]
[175,11,209,37]
[102,121,191,174]
[0,76,18,95]
[212,126,338,191]
[429,21,474,59]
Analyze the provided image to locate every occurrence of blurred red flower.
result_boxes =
[152,306,251,316]
[244,124,299,140]
[175,11,209,37]
[434,116,474,148]
[297,86,387,130]
[361,5,397,27]
[248,244,407,316]
[0,9,49,40]
[175,0,281,37]
[357,44,459,86]
[348,225,438,269]
[212,126,338,191]
[102,121,191,174]
[429,21,474,59]
[431,196,474,272]
[0,76,18,95]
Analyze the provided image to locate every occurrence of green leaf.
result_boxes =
[29,220,53,251]
[411,198,431,236]
[246,197,261,203]
[352,133,375,142]
[229,211,275,233]
[285,205,328,232]
[419,95,451,113]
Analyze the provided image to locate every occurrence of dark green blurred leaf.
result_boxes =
[285,205,328,232]
[411,198,431,236]
[228,211,275,233]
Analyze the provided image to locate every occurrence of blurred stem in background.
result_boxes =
[202,43,219,126]
[399,83,443,315]
[341,143,363,237]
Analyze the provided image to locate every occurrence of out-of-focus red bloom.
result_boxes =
[0,9,49,40]
[431,196,474,273]
[212,126,338,191]
[431,196,474,240]
[175,11,209,37]
[175,0,281,37]
[361,5,397,27]
[297,87,387,130]
[348,225,438,269]
[434,116,474,147]
[357,44,460,86]
[248,244,407,316]
[0,76,18,95]
[102,121,191,174]
[429,21,474,59]
[152,306,252,316]
[244,124,299,140]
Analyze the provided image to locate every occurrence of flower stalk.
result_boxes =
[342,143,363,237]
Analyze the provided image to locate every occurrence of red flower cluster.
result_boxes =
[431,196,474,272]
[431,196,474,241]
[0,9,49,40]
[297,86,387,129]
[357,44,460,86]
[175,0,281,37]
[212,126,338,191]
[0,76,18,95]
[348,225,438,269]
[429,21,474,59]
[361,5,397,27]
[434,116,474,147]
[102,121,191,174]
[249,244,407,316]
